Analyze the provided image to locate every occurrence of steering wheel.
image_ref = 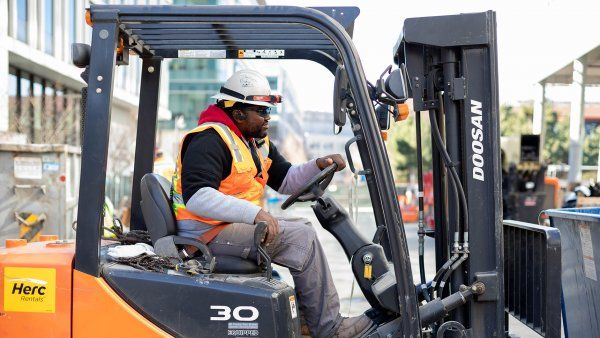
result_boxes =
[281,163,338,210]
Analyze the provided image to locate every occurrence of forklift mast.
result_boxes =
[396,11,504,337]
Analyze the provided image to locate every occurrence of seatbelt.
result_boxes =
[249,139,263,178]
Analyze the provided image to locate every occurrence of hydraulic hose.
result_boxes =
[437,253,469,296]
[430,253,458,291]
[415,110,431,301]
[425,69,469,297]
[428,110,469,236]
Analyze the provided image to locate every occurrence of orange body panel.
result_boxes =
[72,269,171,337]
[0,240,75,337]
[401,207,419,223]
[544,176,561,208]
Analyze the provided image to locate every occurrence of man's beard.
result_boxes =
[245,124,268,139]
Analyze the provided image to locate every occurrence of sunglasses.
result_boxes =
[243,106,271,118]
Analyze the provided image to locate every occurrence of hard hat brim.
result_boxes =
[212,93,276,108]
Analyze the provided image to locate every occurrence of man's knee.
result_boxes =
[289,219,317,244]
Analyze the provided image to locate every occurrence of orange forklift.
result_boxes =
[1,5,562,338]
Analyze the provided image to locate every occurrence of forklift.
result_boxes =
[0,5,561,338]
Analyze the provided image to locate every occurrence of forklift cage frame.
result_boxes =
[75,5,421,336]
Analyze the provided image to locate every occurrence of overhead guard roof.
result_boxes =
[89,5,359,63]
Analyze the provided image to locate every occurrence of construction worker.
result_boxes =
[171,69,373,338]
[153,148,175,180]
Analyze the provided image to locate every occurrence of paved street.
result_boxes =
[272,203,544,337]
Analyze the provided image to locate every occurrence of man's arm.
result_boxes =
[266,142,321,194]
[267,142,346,195]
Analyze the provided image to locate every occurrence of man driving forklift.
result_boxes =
[171,69,373,338]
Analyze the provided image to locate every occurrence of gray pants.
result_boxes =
[208,217,342,338]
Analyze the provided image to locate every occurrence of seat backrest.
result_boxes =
[140,173,176,244]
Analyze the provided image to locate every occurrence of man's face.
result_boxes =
[236,105,271,139]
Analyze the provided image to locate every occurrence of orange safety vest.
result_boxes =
[171,122,272,243]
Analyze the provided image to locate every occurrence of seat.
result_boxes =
[140,173,261,274]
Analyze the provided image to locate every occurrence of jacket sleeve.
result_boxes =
[265,142,322,195]
[185,187,261,225]
[276,159,322,195]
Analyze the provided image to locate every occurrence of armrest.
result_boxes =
[172,236,215,272]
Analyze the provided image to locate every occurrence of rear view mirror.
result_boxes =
[376,65,408,105]
[333,65,349,128]
[376,104,391,130]
[72,43,91,68]
[385,69,408,102]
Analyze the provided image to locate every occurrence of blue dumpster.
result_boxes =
[546,208,600,338]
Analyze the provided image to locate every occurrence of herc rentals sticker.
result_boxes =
[3,267,56,313]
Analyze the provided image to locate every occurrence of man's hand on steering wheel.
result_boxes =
[281,154,346,210]
[316,154,346,171]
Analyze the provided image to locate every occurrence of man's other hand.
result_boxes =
[254,209,280,244]
[316,154,346,172]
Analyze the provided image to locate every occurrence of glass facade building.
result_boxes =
[2,0,172,209]
[165,0,219,131]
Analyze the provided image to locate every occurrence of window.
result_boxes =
[43,82,55,140]
[18,73,32,136]
[44,0,54,54]
[7,67,82,144]
[32,79,44,142]
[16,0,28,42]
[8,69,18,129]
[7,0,12,37]
[66,0,76,50]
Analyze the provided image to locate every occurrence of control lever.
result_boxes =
[254,221,273,280]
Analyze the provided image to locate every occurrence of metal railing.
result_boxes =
[503,220,561,337]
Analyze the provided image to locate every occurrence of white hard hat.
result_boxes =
[212,69,282,108]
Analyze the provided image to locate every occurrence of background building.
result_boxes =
[157,0,309,164]
[1,0,172,207]
[303,110,353,159]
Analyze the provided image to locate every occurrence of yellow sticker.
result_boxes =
[289,295,297,319]
[4,267,56,313]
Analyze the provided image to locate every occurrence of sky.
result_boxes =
[263,0,600,112]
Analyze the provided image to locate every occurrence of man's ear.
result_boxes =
[232,109,247,121]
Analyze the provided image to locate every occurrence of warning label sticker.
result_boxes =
[237,49,285,59]
[579,223,597,281]
[289,295,297,319]
[3,267,56,313]
[14,157,42,180]
[178,50,226,58]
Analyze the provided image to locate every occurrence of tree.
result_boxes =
[543,110,569,164]
[583,125,600,166]
[388,112,432,182]
[500,103,532,137]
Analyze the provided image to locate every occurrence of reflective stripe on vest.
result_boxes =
[171,122,272,232]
